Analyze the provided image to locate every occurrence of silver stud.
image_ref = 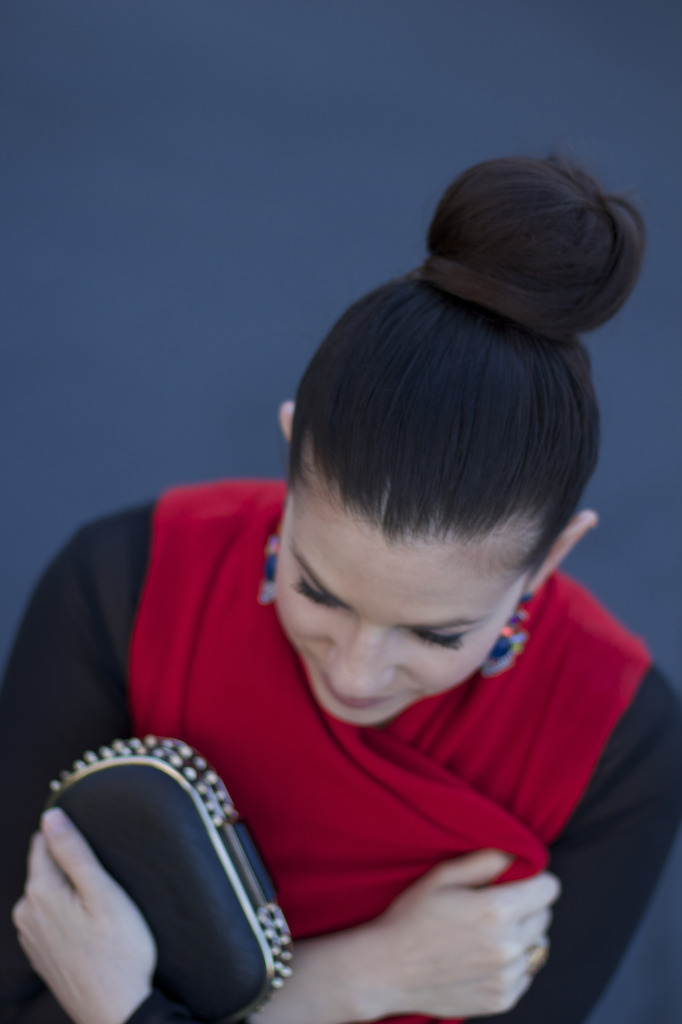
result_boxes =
[72,759,86,770]
[280,950,292,961]
[178,743,193,758]
[128,738,143,750]
[196,782,208,795]
[49,779,61,791]
[83,750,98,764]
[278,966,293,978]
[59,769,70,780]
[183,766,197,781]
[271,978,284,989]
[193,756,207,770]
[99,746,114,758]
[169,754,183,767]
[212,814,224,827]
[143,735,157,747]
[205,770,218,785]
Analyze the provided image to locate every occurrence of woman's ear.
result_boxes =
[525,509,599,595]
[278,401,295,444]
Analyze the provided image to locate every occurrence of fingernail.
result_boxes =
[41,807,70,836]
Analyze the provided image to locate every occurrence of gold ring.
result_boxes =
[525,942,549,976]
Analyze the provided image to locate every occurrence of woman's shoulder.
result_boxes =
[543,571,650,654]
[155,478,287,524]
[572,664,682,829]
[47,480,286,608]
[532,572,651,698]
[28,503,155,676]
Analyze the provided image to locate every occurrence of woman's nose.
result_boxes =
[326,623,396,697]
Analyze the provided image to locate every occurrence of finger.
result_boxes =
[11,894,27,932]
[26,831,70,892]
[494,871,561,919]
[428,849,514,889]
[517,906,552,948]
[509,960,535,1005]
[40,808,113,906]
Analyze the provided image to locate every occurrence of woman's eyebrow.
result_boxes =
[291,544,484,631]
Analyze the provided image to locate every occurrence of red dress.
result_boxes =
[129,480,651,1024]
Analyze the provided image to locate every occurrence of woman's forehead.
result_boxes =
[283,485,528,612]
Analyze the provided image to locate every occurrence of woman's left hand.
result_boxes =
[12,808,157,1024]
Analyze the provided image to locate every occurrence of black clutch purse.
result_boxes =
[46,736,293,1022]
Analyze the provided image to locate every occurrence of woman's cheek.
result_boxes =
[415,630,501,692]
[275,588,327,649]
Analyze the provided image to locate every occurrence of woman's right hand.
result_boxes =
[363,849,559,1019]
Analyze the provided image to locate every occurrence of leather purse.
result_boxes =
[46,736,293,1022]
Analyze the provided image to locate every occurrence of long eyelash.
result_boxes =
[294,576,464,649]
[294,576,339,608]
[413,630,464,651]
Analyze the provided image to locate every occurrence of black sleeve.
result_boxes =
[2,511,682,1024]
[0,506,152,1024]
[474,664,682,1024]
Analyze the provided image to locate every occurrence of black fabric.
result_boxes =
[1,506,682,1024]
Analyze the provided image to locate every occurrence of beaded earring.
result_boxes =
[480,594,532,677]
[257,533,280,605]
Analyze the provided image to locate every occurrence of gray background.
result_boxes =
[1,2,680,1021]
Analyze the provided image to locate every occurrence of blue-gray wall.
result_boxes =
[1,2,680,1020]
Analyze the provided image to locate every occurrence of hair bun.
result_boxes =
[416,155,646,342]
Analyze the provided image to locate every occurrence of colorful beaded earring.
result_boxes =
[480,594,532,677]
[257,532,280,605]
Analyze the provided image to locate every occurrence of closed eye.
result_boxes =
[294,576,341,608]
[294,576,465,650]
[410,629,464,651]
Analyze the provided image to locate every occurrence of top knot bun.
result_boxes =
[416,155,645,342]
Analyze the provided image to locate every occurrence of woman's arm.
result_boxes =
[16,817,558,1024]
[252,669,682,1023]
[473,665,682,1024]
[0,507,151,1024]
[16,671,682,1024]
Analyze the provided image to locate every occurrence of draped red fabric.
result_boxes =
[128,481,651,1024]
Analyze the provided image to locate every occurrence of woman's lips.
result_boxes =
[321,672,392,710]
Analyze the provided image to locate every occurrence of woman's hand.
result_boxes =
[255,849,559,1024]
[364,849,559,1019]
[12,808,157,1024]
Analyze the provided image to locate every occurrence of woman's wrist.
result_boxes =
[253,920,398,1024]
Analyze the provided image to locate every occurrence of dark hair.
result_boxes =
[289,156,646,570]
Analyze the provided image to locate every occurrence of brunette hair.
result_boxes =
[289,155,645,569]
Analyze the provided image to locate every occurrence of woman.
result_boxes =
[3,155,682,1024]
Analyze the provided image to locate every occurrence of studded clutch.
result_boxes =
[46,736,293,1022]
